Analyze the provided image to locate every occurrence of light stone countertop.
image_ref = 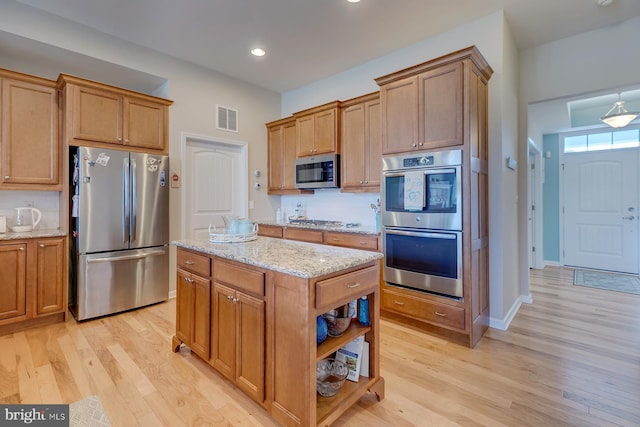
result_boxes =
[173,236,382,279]
[0,229,66,241]
[256,220,379,236]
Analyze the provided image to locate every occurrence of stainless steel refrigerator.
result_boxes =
[69,146,169,321]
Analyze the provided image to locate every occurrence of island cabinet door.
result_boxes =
[236,292,265,403]
[175,269,194,346]
[210,282,237,381]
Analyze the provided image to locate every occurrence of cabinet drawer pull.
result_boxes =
[346,282,362,289]
[4,176,9,179]
[184,277,193,283]
[435,311,447,317]
[393,300,405,306]
[331,238,340,242]
[185,260,195,265]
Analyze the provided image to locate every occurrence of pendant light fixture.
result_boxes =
[600,100,639,128]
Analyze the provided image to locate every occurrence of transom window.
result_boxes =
[563,127,640,153]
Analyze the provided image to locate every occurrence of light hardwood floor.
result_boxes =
[1,266,639,426]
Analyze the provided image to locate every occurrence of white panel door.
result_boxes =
[564,149,639,273]
[184,138,247,241]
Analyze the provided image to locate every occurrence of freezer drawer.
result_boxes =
[71,247,169,320]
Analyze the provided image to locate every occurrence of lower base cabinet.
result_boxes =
[0,237,67,332]
[210,282,265,403]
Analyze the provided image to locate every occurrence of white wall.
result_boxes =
[0,1,282,292]
[282,11,522,326]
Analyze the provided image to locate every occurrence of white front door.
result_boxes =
[563,148,639,274]
[183,135,248,241]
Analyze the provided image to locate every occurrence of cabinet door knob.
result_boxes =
[364,180,368,184]
[19,247,25,251]
[39,244,45,248]
[227,295,233,301]
[419,142,424,146]
[4,176,9,179]
[411,143,417,147]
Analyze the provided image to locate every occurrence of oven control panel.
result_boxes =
[403,155,434,168]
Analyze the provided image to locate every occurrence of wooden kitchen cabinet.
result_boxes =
[211,260,265,404]
[175,248,212,360]
[266,117,311,195]
[341,92,381,192]
[58,74,172,154]
[0,242,27,322]
[375,46,493,347]
[36,237,65,316]
[376,51,468,154]
[294,101,341,157]
[0,69,60,190]
[0,237,67,333]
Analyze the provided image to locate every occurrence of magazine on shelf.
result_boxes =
[335,335,365,382]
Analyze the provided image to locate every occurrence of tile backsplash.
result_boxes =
[281,190,379,226]
[0,191,60,230]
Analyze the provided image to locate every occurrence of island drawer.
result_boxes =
[324,231,379,251]
[257,224,283,238]
[177,248,211,277]
[213,260,265,296]
[382,288,465,331]
[315,265,378,310]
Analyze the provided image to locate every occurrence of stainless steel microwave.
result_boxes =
[295,154,340,189]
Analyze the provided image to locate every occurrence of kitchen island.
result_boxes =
[172,237,384,426]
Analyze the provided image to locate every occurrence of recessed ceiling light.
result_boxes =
[251,48,266,57]
[597,0,614,6]
[347,0,361,3]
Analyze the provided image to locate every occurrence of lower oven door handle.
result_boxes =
[385,229,457,240]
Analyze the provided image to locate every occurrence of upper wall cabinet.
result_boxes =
[0,69,60,190]
[341,92,381,192]
[293,101,341,157]
[375,46,491,155]
[266,117,312,195]
[57,74,172,154]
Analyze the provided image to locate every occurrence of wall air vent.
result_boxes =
[217,105,238,132]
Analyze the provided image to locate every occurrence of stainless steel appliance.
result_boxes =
[381,149,463,298]
[295,153,340,189]
[69,146,170,320]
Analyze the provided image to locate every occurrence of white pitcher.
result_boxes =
[12,207,42,232]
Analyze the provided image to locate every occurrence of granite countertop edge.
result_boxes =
[0,229,67,241]
[256,220,379,236]
[173,237,382,279]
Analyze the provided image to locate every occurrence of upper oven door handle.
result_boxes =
[384,228,457,240]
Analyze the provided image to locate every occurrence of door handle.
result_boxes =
[622,216,635,220]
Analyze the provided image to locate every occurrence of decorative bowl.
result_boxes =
[316,315,328,345]
[322,308,352,337]
[316,358,349,397]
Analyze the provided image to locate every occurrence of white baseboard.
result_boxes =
[544,260,562,267]
[168,290,176,299]
[489,293,530,331]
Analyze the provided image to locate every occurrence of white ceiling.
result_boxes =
[12,0,640,93]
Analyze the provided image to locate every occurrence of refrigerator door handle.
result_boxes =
[131,158,137,242]
[86,250,166,263]
[123,157,130,243]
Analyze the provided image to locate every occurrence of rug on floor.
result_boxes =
[573,269,640,295]
[70,395,111,427]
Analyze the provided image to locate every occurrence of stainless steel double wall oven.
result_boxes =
[381,149,463,298]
